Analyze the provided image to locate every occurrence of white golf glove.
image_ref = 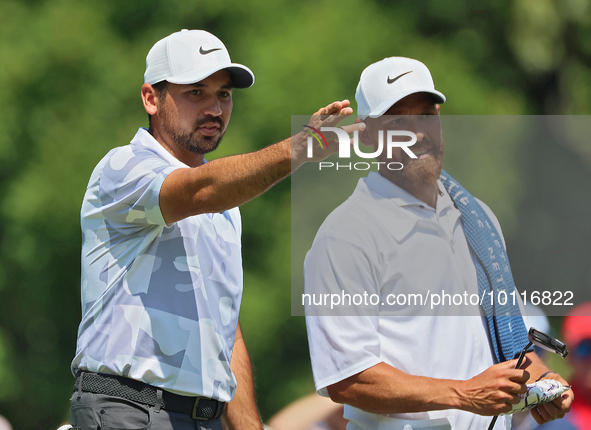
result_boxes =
[502,379,570,415]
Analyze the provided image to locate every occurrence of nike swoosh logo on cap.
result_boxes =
[387,71,413,84]
[199,46,222,55]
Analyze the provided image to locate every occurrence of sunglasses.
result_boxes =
[574,339,591,360]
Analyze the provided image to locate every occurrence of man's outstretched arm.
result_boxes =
[158,101,362,223]
[327,359,530,417]
[223,322,263,430]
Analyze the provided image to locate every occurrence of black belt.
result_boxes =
[74,371,225,421]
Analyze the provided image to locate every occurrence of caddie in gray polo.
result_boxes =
[304,56,574,430]
[68,29,358,430]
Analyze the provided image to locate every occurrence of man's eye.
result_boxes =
[220,91,231,98]
[189,90,201,95]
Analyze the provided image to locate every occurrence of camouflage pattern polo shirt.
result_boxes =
[72,128,243,402]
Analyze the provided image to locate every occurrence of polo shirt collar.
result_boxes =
[365,171,424,207]
[352,171,456,242]
[364,171,454,211]
[131,127,189,168]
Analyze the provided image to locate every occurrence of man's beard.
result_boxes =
[389,138,444,189]
[158,102,225,155]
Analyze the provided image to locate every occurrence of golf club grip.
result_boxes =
[488,347,529,430]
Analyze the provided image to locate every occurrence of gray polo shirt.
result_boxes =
[73,128,243,402]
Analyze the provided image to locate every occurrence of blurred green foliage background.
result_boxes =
[0,0,590,428]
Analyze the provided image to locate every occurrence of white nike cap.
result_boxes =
[356,57,445,119]
[144,29,255,88]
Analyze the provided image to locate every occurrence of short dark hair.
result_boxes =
[148,81,169,134]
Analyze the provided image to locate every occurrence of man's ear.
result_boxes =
[436,104,440,114]
[141,83,158,116]
[357,118,373,148]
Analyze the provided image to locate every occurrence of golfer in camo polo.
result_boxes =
[69,29,358,430]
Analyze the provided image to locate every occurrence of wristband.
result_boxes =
[535,370,555,382]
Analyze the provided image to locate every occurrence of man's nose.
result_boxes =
[406,118,426,142]
[203,96,223,117]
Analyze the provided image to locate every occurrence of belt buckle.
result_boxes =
[191,397,207,421]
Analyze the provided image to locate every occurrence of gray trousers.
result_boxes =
[69,392,223,430]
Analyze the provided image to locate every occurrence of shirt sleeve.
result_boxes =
[304,231,383,396]
[86,145,182,231]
